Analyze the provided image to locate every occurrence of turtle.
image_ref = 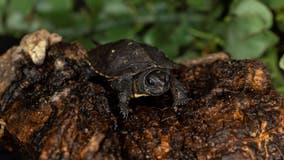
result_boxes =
[88,39,189,118]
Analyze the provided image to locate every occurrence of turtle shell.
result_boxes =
[88,39,178,79]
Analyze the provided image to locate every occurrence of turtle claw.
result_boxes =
[173,97,190,112]
[119,104,129,119]
[121,110,129,119]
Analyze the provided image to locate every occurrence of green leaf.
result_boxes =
[261,0,284,10]
[96,25,136,42]
[0,0,6,33]
[232,0,273,29]
[225,0,276,59]
[171,23,194,46]
[102,0,129,15]
[229,15,271,36]
[0,0,5,5]
[276,11,284,32]
[35,0,74,29]
[143,25,179,59]
[0,0,6,8]
[36,0,72,13]
[6,12,40,33]
[5,0,36,32]
[225,30,278,59]
[260,49,284,96]
[279,54,284,70]
[85,0,103,17]
[186,0,212,11]
[8,0,34,16]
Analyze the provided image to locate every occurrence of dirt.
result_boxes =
[0,30,283,160]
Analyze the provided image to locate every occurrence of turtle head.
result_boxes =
[137,69,171,96]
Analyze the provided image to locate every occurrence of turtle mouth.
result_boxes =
[137,69,170,96]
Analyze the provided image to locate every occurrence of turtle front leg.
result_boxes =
[110,77,132,118]
[170,76,190,111]
[117,91,131,118]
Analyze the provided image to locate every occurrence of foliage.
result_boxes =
[225,0,278,59]
[0,0,283,95]
[280,55,284,70]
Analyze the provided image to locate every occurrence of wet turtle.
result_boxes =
[88,39,189,118]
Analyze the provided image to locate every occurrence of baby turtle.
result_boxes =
[88,39,189,118]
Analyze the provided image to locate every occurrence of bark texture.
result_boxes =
[0,30,283,160]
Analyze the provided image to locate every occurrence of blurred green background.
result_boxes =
[0,0,283,95]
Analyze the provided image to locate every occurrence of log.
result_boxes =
[0,30,283,160]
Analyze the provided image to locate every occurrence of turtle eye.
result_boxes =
[145,70,170,87]
[146,77,155,86]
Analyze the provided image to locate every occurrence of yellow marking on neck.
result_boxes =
[133,93,148,98]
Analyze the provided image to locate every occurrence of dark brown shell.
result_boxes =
[88,39,177,78]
